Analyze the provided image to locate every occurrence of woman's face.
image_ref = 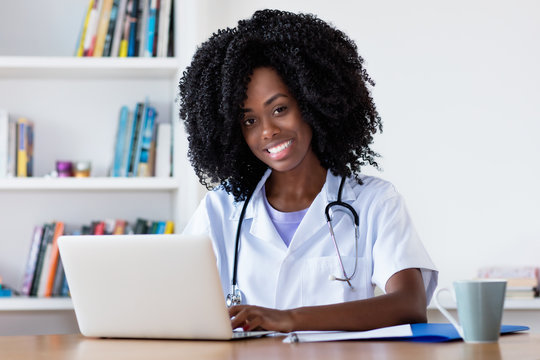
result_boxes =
[240,67,315,173]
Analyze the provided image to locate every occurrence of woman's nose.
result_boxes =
[261,118,280,139]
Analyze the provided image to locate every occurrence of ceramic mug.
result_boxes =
[433,280,506,343]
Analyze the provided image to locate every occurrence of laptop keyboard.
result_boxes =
[232,330,275,339]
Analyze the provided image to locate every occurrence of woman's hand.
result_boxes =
[229,305,294,332]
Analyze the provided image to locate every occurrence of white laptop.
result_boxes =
[58,234,271,340]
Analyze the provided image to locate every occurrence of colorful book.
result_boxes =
[138,0,149,57]
[30,224,54,296]
[151,0,160,56]
[76,0,95,57]
[103,0,120,56]
[119,0,133,57]
[93,0,114,57]
[164,220,174,234]
[93,221,105,235]
[43,222,65,297]
[127,0,140,56]
[112,106,129,177]
[16,118,33,177]
[0,109,8,177]
[136,106,157,177]
[156,221,166,234]
[126,102,144,176]
[110,0,127,56]
[134,218,149,234]
[144,0,157,57]
[113,219,127,234]
[83,0,102,56]
[20,226,44,296]
[52,260,66,297]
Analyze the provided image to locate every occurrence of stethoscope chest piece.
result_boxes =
[226,284,242,307]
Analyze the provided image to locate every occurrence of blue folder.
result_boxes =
[399,323,529,343]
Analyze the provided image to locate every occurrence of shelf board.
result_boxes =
[0,297,73,311]
[0,177,180,191]
[0,56,181,79]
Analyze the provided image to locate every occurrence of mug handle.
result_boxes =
[433,287,464,339]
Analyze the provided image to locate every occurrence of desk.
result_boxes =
[0,333,539,360]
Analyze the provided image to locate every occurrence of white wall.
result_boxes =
[199,0,540,291]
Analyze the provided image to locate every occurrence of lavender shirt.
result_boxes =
[262,189,308,247]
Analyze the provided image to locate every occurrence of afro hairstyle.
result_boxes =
[179,9,382,202]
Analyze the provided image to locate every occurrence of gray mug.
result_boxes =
[434,280,506,343]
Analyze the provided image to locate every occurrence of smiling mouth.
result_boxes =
[266,140,293,154]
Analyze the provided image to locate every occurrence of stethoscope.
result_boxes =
[226,176,360,307]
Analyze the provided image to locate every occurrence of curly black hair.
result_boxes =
[179,9,382,202]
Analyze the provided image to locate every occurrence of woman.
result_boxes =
[179,9,437,332]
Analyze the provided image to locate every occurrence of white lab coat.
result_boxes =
[183,169,438,309]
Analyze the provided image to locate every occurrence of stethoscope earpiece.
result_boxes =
[328,274,337,281]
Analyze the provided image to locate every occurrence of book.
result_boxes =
[164,220,174,234]
[20,226,44,296]
[43,222,65,297]
[127,0,140,56]
[83,0,102,56]
[155,122,172,177]
[112,106,129,177]
[131,101,149,176]
[93,221,105,235]
[30,224,54,296]
[119,0,133,57]
[52,260,66,297]
[76,0,95,57]
[136,106,157,177]
[137,0,149,57]
[156,0,171,57]
[103,0,120,56]
[146,119,158,176]
[16,118,33,177]
[113,219,127,234]
[126,102,144,176]
[156,221,166,234]
[93,0,114,57]
[0,109,8,177]
[151,0,160,56]
[6,117,17,177]
[110,0,127,56]
[145,0,157,57]
[134,218,149,234]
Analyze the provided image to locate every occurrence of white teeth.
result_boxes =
[267,140,292,154]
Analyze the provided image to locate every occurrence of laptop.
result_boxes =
[58,234,272,340]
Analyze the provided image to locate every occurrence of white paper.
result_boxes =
[282,324,413,343]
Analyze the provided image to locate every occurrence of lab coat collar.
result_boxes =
[229,169,357,249]
[287,171,357,252]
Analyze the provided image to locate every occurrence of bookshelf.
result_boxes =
[0,0,203,335]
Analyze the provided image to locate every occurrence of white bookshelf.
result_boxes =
[0,0,203,335]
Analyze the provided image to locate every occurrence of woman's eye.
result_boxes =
[273,106,287,116]
[243,118,256,127]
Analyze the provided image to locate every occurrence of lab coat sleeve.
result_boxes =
[370,193,438,304]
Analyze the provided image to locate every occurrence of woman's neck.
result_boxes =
[265,156,327,212]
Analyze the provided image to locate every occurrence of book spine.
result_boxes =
[127,102,144,176]
[110,0,127,57]
[93,0,114,57]
[145,0,157,57]
[20,226,44,296]
[152,0,160,56]
[127,0,140,56]
[16,118,28,177]
[138,0,149,57]
[113,106,129,177]
[52,261,66,297]
[43,222,65,297]
[26,121,34,177]
[30,224,53,296]
[83,0,102,56]
[156,0,171,57]
[136,106,156,177]
[103,0,120,56]
[77,0,95,57]
[6,118,17,177]
[164,220,174,234]
[119,0,133,57]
